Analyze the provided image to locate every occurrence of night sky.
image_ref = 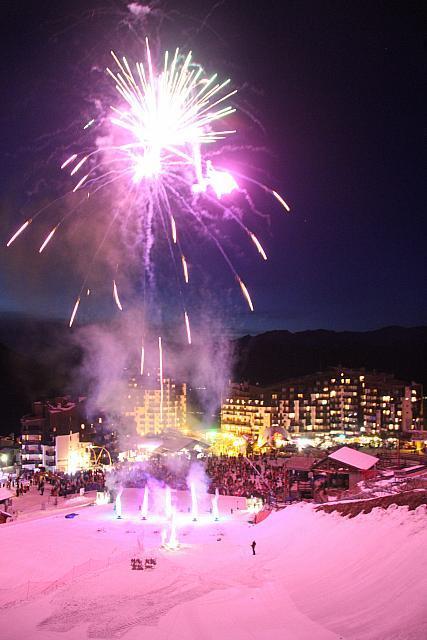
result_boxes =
[0,0,425,335]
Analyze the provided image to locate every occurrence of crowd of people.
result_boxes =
[2,454,324,508]
[110,454,297,503]
[2,469,106,499]
[206,455,288,503]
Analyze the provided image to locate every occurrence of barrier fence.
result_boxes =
[0,543,144,610]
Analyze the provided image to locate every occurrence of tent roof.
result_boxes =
[136,432,210,454]
[284,456,316,471]
[328,446,379,470]
[0,488,13,501]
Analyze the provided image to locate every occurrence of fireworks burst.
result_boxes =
[6,36,290,350]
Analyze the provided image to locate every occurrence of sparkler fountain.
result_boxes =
[167,509,179,550]
[161,528,167,547]
[115,489,123,519]
[165,485,172,519]
[212,487,220,521]
[190,482,198,521]
[141,485,149,520]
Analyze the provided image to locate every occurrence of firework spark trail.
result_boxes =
[184,310,192,344]
[39,226,58,253]
[37,194,88,255]
[170,215,177,243]
[158,336,163,423]
[181,254,189,283]
[60,153,77,169]
[249,232,267,260]
[113,279,123,310]
[165,178,255,311]
[69,297,80,328]
[6,220,31,247]
[140,343,145,375]
[238,277,254,312]
[72,173,89,192]
[272,189,291,212]
[70,155,88,176]
[224,168,291,213]
[67,188,131,327]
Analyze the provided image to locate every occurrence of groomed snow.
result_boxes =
[0,488,426,639]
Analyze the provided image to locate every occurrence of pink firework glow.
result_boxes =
[6,38,290,341]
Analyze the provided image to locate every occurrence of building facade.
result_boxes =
[220,382,277,445]
[20,397,87,471]
[124,375,187,436]
[220,368,423,447]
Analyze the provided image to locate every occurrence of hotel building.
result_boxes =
[220,368,423,446]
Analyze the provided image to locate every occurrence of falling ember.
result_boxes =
[39,226,58,254]
[72,173,89,193]
[113,280,123,311]
[171,216,177,244]
[60,154,77,170]
[6,219,31,247]
[238,278,254,312]
[140,344,145,375]
[250,233,267,260]
[272,190,291,212]
[184,311,192,345]
[181,255,189,284]
[158,336,164,423]
[70,155,88,176]
[69,297,81,327]
[83,119,95,130]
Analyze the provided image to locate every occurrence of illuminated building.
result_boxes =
[220,383,277,446]
[55,432,92,474]
[21,397,87,470]
[124,375,187,436]
[220,369,423,448]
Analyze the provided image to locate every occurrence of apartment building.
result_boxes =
[124,374,187,436]
[220,368,423,445]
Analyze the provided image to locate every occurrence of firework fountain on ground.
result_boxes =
[108,462,222,550]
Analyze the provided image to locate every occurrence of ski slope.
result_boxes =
[0,488,426,639]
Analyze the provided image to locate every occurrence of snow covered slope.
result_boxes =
[0,489,425,639]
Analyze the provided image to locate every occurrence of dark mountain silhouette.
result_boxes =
[0,314,426,435]
[233,326,427,386]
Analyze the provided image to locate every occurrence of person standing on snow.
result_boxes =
[251,540,256,555]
